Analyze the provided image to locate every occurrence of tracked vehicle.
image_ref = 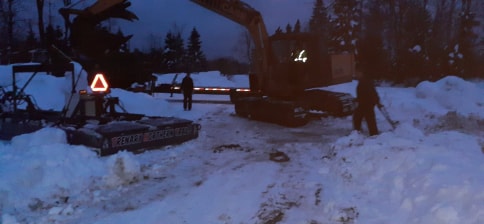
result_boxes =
[191,0,356,126]
[0,63,200,156]
[0,0,201,156]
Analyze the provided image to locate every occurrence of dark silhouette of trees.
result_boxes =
[330,0,361,54]
[162,31,185,73]
[308,0,484,83]
[450,0,480,78]
[395,0,432,83]
[293,19,301,33]
[358,0,389,80]
[308,0,330,57]
[36,0,45,47]
[0,0,21,63]
[285,23,292,33]
[185,27,207,72]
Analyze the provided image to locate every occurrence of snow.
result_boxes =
[0,63,483,224]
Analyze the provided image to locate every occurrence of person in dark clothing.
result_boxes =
[180,73,194,110]
[353,74,382,136]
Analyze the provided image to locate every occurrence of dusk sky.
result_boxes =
[120,0,314,59]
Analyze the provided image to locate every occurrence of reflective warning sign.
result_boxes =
[90,73,109,92]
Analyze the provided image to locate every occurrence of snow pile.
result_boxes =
[0,128,105,211]
[104,151,141,187]
[415,76,484,117]
[327,124,484,223]
[109,88,173,116]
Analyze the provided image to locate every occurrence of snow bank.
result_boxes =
[415,76,484,117]
[109,88,173,116]
[327,124,484,224]
[0,128,146,216]
[0,128,105,211]
[104,151,141,187]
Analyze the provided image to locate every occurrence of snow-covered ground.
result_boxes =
[0,63,483,224]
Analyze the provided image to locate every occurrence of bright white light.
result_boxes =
[294,50,307,63]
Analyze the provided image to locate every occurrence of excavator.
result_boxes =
[190,0,356,126]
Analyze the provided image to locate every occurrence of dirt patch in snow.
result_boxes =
[414,111,483,136]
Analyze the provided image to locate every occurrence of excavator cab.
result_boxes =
[267,33,333,98]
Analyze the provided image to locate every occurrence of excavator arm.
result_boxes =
[190,0,270,91]
[60,0,137,21]
[87,0,125,14]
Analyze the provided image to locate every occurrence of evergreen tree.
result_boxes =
[36,0,45,47]
[397,0,432,82]
[285,23,292,33]
[45,24,69,63]
[308,0,331,58]
[115,28,129,52]
[294,19,301,33]
[449,0,480,78]
[26,22,37,50]
[45,24,58,47]
[162,31,185,73]
[428,0,457,80]
[330,0,361,54]
[309,0,330,35]
[185,27,207,72]
[358,0,389,80]
[274,26,283,35]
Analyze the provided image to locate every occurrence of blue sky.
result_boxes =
[121,0,313,59]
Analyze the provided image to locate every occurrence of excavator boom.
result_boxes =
[87,0,124,14]
[190,0,269,91]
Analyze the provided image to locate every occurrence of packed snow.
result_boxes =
[0,62,483,224]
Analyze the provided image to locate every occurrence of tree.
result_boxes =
[45,24,63,47]
[309,0,330,34]
[358,0,390,80]
[428,0,458,79]
[448,0,480,78]
[308,0,330,53]
[397,0,432,82]
[185,27,207,72]
[285,23,292,33]
[0,0,22,63]
[293,19,301,33]
[368,0,433,83]
[162,31,185,73]
[25,21,37,50]
[330,0,361,54]
[36,0,45,47]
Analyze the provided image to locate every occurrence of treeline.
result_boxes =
[0,0,482,86]
[0,0,248,79]
[296,0,484,84]
[133,28,249,75]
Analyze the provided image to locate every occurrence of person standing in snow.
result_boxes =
[180,73,194,111]
[353,73,382,136]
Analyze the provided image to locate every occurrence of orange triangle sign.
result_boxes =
[90,73,109,92]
